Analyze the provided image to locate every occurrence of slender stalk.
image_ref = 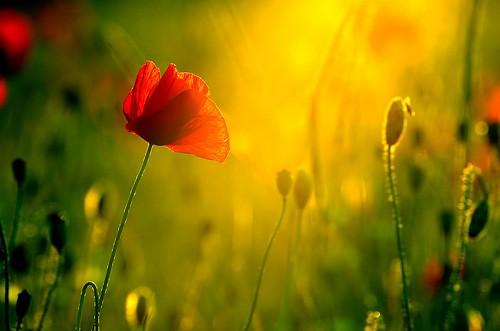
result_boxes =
[444,165,477,331]
[37,255,64,331]
[74,281,99,331]
[243,198,287,331]
[0,222,10,331]
[16,320,21,331]
[98,143,153,312]
[385,146,412,331]
[9,185,24,250]
[274,210,304,331]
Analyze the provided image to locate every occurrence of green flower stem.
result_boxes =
[243,197,288,331]
[0,221,10,331]
[37,255,64,331]
[9,184,24,250]
[385,146,412,331]
[74,281,99,331]
[444,165,477,331]
[275,210,304,331]
[98,143,153,312]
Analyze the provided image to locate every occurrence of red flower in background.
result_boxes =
[0,9,33,75]
[486,85,500,122]
[123,61,230,163]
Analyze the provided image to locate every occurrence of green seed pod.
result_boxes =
[12,158,26,185]
[383,97,413,147]
[276,170,292,197]
[16,289,31,322]
[48,212,67,254]
[294,170,311,210]
[468,199,489,239]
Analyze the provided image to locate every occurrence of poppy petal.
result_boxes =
[167,97,229,163]
[146,63,209,114]
[123,61,160,122]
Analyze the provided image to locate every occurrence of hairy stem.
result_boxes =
[385,146,412,331]
[74,281,99,331]
[444,164,477,330]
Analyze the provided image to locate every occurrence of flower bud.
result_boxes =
[439,209,454,238]
[11,158,26,185]
[126,287,155,330]
[468,199,489,239]
[11,243,30,275]
[16,289,31,322]
[48,212,67,254]
[383,97,413,147]
[276,170,292,197]
[294,170,311,210]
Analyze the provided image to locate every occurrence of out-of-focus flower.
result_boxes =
[0,9,33,75]
[38,1,93,50]
[364,311,385,331]
[125,286,156,330]
[293,170,311,209]
[422,257,444,295]
[468,310,484,331]
[123,61,230,163]
[369,9,422,67]
[486,86,500,123]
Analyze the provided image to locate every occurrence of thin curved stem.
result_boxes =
[243,198,287,331]
[98,143,153,312]
[274,209,303,331]
[385,146,413,331]
[74,281,99,331]
[36,255,64,331]
[0,222,10,331]
[9,185,24,250]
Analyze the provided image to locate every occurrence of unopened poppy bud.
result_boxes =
[457,121,469,143]
[48,212,67,254]
[16,289,31,322]
[11,243,29,275]
[487,122,499,146]
[276,170,292,197]
[11,158,26,184]
[126,287,155,330]
[468,199,489,239]
[294,170,311,210]
[439,209,454,238]
[383,97,413,147]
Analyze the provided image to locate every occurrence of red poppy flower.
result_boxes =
[123,61,230,163]
[0,9,33,75]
